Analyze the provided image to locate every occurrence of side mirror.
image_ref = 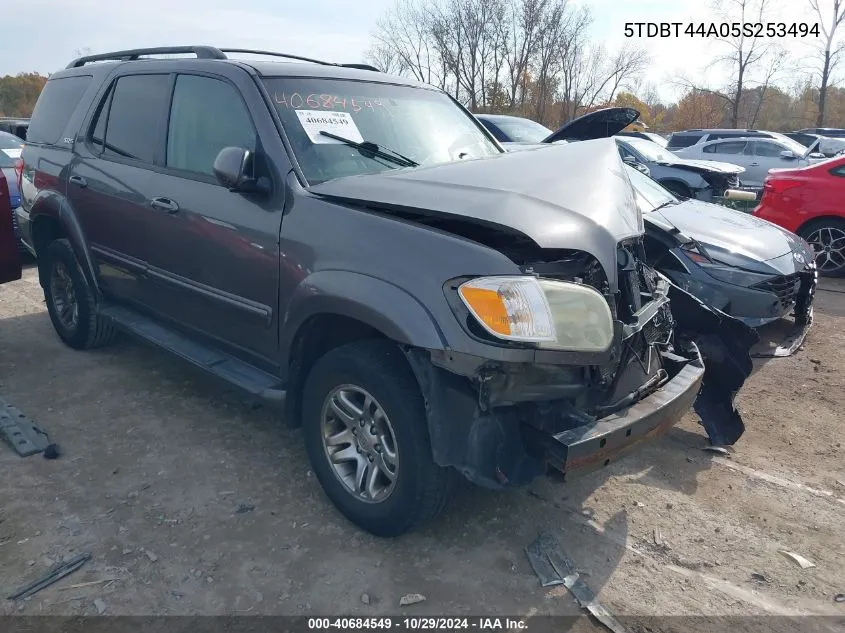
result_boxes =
[779,150,797,160]
[213,147,268,194]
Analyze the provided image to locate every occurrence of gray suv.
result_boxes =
[18,46,752,536]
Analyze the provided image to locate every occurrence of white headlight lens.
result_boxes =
[458,276,614,352]
[538,280,614,352]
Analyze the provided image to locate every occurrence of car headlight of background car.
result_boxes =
[680,244,777,287]
[457,276,614,352]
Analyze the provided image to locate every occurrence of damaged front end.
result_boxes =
[405,241,758,490]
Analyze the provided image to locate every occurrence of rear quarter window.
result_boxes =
[27,75,93,145]
[667,134,702,148]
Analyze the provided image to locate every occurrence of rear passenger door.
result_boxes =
[701,140,754,180]
[139,72,282,366]
[68,72,172,306]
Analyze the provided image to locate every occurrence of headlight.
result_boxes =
[457,276,614,352]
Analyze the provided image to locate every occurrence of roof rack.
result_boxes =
[67,46,227,68]
[66,46,381,72]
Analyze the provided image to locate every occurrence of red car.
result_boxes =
[754,156,845,277]
[0,169,22,285]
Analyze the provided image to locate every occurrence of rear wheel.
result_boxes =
[43,239,116,349]
[799,219,845,277]
[301,339,455,536]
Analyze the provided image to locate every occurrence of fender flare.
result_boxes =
[30,191,99,294]
[280,271,448,367]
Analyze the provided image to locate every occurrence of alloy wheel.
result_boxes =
[320,385,399,503]
[50,260,79,331]
[805,225,845,273]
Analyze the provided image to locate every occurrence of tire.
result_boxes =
[798,218,845,278]
[660,180,691,199]
[301,339,456,537]
[42,239,117,349]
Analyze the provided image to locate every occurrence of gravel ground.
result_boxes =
[1,266,843,630]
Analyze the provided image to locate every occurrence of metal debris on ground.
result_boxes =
[750,572,771,584]
[361,593,371,605]
[236,503,256,514]
[7,552,92,600]
[144,549,158,562]
[93,598,106,614]
[779,550,816,569]
[0,398,50,457]
[525,533,630,633]
[399,593,426,606]
[834,594,844,603]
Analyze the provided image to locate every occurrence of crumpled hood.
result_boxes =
[650,198,807,265]
[653,157,744,175]
[310,139,643,281]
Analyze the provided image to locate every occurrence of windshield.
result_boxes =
[263,78,501,184]
[624,164,677,213]
[492,117,553,143]
[621,136,674,162]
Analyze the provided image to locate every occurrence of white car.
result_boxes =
[673,135,827,188]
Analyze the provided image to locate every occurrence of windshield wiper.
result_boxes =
[319,131,419,168]
[652,200,678,212]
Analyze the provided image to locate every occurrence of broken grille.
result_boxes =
[752,273,801,310]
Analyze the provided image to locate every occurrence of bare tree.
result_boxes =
[677,0,781,127]
[809,0,845,125]
[368,0,444,86]
[503,0,547,108]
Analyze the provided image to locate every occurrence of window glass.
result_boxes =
[753,141,786,157]
[89,86,113,154]
[491,117,552,143]
[479,119,507,142]
[263,77,500,184]
[830,165,845,177]
[704,141,746,154]
[667,133,701,148]
[27,75,92,144]
[166,75,256,177]
[103,74,170,163]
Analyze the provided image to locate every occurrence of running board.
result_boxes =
[99,305,286,401]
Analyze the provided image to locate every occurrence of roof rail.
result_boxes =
[66,46,227,68]
[219,49,380,71]
[218,48,334,66]
[66,46,383,72]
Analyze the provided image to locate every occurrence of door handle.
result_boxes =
[749,162,760,166]
[69,175,87,188]
[150,197,179,213]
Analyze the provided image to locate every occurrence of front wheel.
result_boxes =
[799,219,845,277]
[301,340,456,536]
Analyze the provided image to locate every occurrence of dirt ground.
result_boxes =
[1,265,844,628]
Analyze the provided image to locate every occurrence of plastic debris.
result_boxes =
[399,593,426,606]
[779,550,815,569]
[7,552,92,600]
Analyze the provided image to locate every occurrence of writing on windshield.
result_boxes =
[274,92,389,113]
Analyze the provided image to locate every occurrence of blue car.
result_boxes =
[0,131,24,249]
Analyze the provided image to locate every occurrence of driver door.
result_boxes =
[745,140,788,186]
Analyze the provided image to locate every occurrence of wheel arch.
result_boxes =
[30,193,98,293]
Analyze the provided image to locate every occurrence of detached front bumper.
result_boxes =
[543,353,703,478]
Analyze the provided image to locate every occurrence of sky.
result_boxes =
[0,0,828,104]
